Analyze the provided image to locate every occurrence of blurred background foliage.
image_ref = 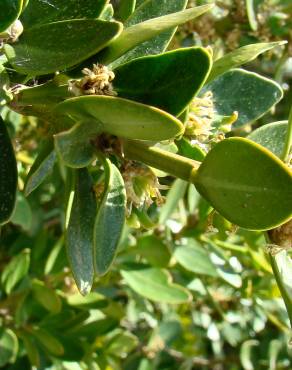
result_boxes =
[0,0,292,369]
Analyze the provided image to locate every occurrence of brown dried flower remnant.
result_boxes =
[69,64,117,97]
[267,219,292,255]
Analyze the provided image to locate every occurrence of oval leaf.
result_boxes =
[0,0,22,33]
[54,121,101,168]
[94,159,126,275]
[193,137,292,230]
[67,169,97,295]
[21,0,108,28]
[0,117,17,225]
[0,329,18,366]
[247,121,288,159]
[202,69,283,128]
[4,19,122,75]
[54,96,184,141]
[121,268,192,304]
[114,47,212,116]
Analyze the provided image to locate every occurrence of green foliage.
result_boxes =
[0,0,292,369]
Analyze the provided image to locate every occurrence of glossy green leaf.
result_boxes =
[21,0,108,28]
[174,240,218,277]
[32,279,62,313]
[67,169,96,295]
[4,19,122,75]
[121,268,192,304]
[0,0,23,33]
[203,69,283,128]
[24,140,57,196]
[114,47,212,116]
[115,0,136,22]
[100,4,214,64]
[54,121,101,168]
[248,121,288,159]
[208,41,286,82]
[110,0,188,67]
[0,329,18,366]
[11,192,32,231]
[0,117,17,225]
[193,137,292,230]
[159,179,188,224]
[94,159,126,275]
[54,96,184,141]
[1,249,30,294]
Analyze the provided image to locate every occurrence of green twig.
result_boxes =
[123,140,200,182]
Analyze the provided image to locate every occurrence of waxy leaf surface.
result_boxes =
[54,96,184,141]
[203,69,283,128]
[121,268,192,304]
[114,47,211,116]
[0,117,17,225]
[67,169,96,295]
[248,121,288,159]
[21,0,108,27]
[94,159,126,275]
[5,20,122,75]
[193,137,292,230]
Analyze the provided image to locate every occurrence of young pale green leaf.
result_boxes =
[99,4,214,64]
[192,137,292,230]
[208,41,286,82]
[114,47,212,116]
[248,121,288,159]
[24,140,57,196]
[94,159,126,275]
[54,121,102,168]
[67,292,107,309]
[21,0,108,28]
[111,0,188,67]
[67,169,96,295]
[115,0,136,22]
[203,69,283,128]
[0,329,18,367]
[54,96,184,141]
[159,179,188,224]
[0,117,17,225]
[4,20,122,75]
[1,249,30,294]
[174,241,218,277]
[0,0,22,33]
[176,137,206,162]
[121,268,192,304]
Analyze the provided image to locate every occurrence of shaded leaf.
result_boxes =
[114,47,212,116]
[0,329,18,366]
[0,0,22,33]
[32,279,62,313]
[21,0,108,27]
[11,192,32,231]
[67,169,96,295]
[0,117,17,225]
